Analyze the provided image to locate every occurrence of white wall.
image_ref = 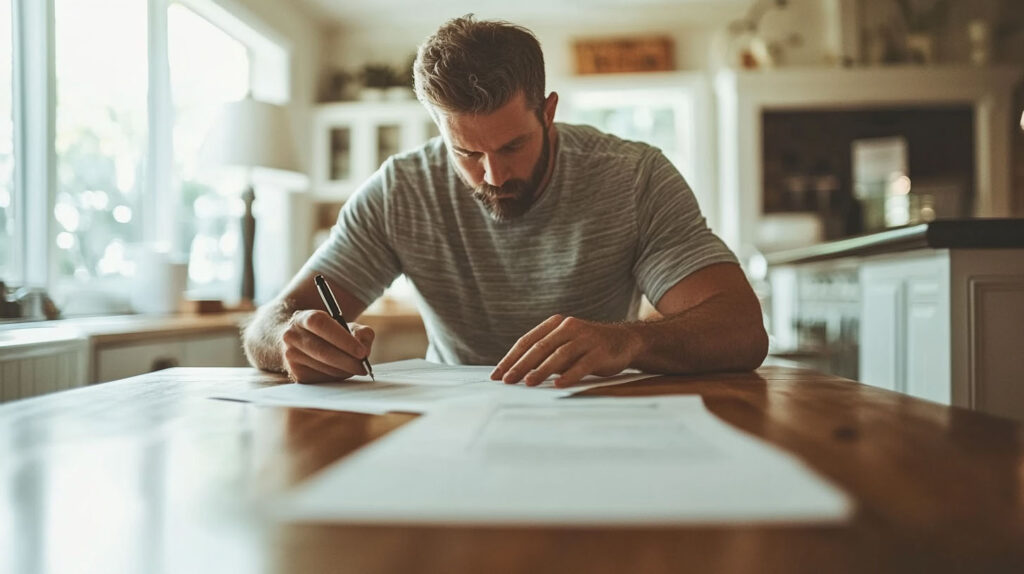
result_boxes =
[324,0,845,84]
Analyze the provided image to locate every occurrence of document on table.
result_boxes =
[212,359,658,415]
[277,396,852,525]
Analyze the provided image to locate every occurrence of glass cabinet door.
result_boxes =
[376,124,401,169]
[329,126,352,181]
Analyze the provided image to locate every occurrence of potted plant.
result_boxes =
[359,64,396,101]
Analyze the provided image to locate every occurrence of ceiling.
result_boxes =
[293,0,751,29]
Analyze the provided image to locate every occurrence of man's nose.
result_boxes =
[482,155,510,188]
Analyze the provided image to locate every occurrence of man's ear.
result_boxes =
[543,92,559,126]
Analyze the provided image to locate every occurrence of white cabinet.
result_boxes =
[95,340,187,383]
[859,253,950,401]
[772,245,1024,420]
[859,277,904,392]
[93,332,248,383]
[312,100,438,199]
[0,334,89,402]
[903,278,948,403]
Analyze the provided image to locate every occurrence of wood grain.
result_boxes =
[1,366,1022,574]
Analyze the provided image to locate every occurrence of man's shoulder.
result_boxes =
[388,136,449,179]
[365,136,454,219]
[558,123,657,163]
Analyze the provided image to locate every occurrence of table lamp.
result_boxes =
[199,96,301,306]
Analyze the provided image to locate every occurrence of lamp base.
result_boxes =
[241,186,256,304]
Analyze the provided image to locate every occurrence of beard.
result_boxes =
[471,126,551,222]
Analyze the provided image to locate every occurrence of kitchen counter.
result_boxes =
[764,219,1024,265]
[0,306,426,349]
[0,312,251,349]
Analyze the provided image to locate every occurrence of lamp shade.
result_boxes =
[199,97,301,174]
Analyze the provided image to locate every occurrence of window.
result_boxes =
[2,0,288,318]
[168,2,250,299]
[0,0,13,281]
[53,0,148,302]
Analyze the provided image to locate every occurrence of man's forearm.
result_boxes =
[242,299,293,373]
[626,293,768,374]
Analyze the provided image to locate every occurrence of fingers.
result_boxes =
[501,316,587,385]
[280,311,374,383]
[292,310,369,359]
[492,314,565,381]
[495,317,641,388]
[522,341,588,386]
[283,345,356,383]
[351,323,376,352]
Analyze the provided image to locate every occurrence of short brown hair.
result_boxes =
[414,15,545,116]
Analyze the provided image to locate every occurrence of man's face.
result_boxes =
[438,92,555,221]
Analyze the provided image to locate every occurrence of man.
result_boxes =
[243,16,767,386]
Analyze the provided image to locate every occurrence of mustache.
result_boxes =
[472,180,530,200]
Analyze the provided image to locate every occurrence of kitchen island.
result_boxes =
[766,219,1024,421]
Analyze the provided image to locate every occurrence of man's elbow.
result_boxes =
[240,325,266,370]
[733,319,769,372]
[240,311,284,373]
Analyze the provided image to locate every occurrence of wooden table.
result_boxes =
[1,367,1023,573]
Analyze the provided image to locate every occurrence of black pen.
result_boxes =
[314,274,374,381]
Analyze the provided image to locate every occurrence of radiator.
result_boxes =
[0,332,89,403]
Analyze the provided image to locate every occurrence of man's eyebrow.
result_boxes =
[452,133,532,155]
[499,134,531,150]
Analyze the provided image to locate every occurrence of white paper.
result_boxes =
[277,396,851,526]
[211,359,657,415]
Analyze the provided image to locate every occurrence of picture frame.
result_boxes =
[572,36,674,75]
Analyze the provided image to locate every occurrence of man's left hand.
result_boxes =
[491,315,645,388]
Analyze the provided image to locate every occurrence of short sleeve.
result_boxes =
[300,161,403,308]
[633,151,738,306]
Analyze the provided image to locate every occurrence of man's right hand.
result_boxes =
[279,309,375,383]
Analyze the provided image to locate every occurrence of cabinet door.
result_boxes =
[859,253,950,399]
[859,277,904,392]
[94,341,187,383]
[183,334,247,367]
[905,278,950,404]
[0,343,88,402]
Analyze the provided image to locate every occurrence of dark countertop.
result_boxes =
[765,219,1024,266]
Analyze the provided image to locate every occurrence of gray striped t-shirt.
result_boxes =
[304,123,737,365]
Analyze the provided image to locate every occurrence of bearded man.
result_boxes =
[243,16,768,386]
